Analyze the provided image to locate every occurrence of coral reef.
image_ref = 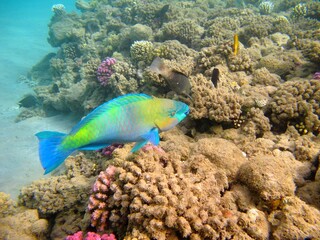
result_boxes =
[97,57,117,86]
[66,231,116,240]
[190,74,243,123]
[130,40,155,66]
[0,208,49,240]
[88,166,116,232]
[157,20,204,48]
[19,154,97,216]
[11,1,320,239]
[259,1,274,15]
[269,79,320,134]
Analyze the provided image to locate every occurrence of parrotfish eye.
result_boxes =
[170,111,176,117]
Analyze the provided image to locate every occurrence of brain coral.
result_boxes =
[269,79,320,134]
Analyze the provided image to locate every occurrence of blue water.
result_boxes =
[0,0,78,198]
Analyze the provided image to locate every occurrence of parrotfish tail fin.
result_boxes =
[35,131,73,174]
[131,128,160,153]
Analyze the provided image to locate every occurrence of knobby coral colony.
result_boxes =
[7,0,320,239]
[97,57,117,86]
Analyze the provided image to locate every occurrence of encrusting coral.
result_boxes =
[190,74,243,123]
[269,79,320,134]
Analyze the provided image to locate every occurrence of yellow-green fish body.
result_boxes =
[36,93,189,174]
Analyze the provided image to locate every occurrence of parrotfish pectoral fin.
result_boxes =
[35,131,73,174]
[131,128,160,152]
[144,128,160,145]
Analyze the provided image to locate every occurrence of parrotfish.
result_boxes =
[149,57,191,97]
[36,93,189,174]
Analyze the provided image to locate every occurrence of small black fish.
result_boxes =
[211,68,220,88]
[149,57,191,97]
[156,4,170,18]
[18,94,38,108]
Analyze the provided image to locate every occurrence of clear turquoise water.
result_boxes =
[0,0,78,198]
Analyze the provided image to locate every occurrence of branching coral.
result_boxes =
[86,137,265,239]
[88,166,116,232]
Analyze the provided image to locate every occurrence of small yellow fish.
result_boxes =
[233,34,240,55]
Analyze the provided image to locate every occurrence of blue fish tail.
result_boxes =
[35,131,73,174]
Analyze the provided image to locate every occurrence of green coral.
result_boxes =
[291,3,307,19]
[306,1,320,20]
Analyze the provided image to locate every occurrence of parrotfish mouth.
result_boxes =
[185,109,189,116]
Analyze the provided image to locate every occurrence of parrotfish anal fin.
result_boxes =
[70,93,152,134]
[131,128,160,152]
[78,144,111,151]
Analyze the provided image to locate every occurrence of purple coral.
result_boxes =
[313,72,320,80]
[88,166,117,232]
[98,144,124,157]
[97,57,116,86]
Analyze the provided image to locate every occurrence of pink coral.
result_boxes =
[96,57,116,86]
[66,231,116,240]
[313,72,320,80]
[88,166,117,232]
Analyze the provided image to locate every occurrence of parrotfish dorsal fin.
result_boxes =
[69,93,152,134]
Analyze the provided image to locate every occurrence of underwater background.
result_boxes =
[0,1,78,197]
[0,0,320,239]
